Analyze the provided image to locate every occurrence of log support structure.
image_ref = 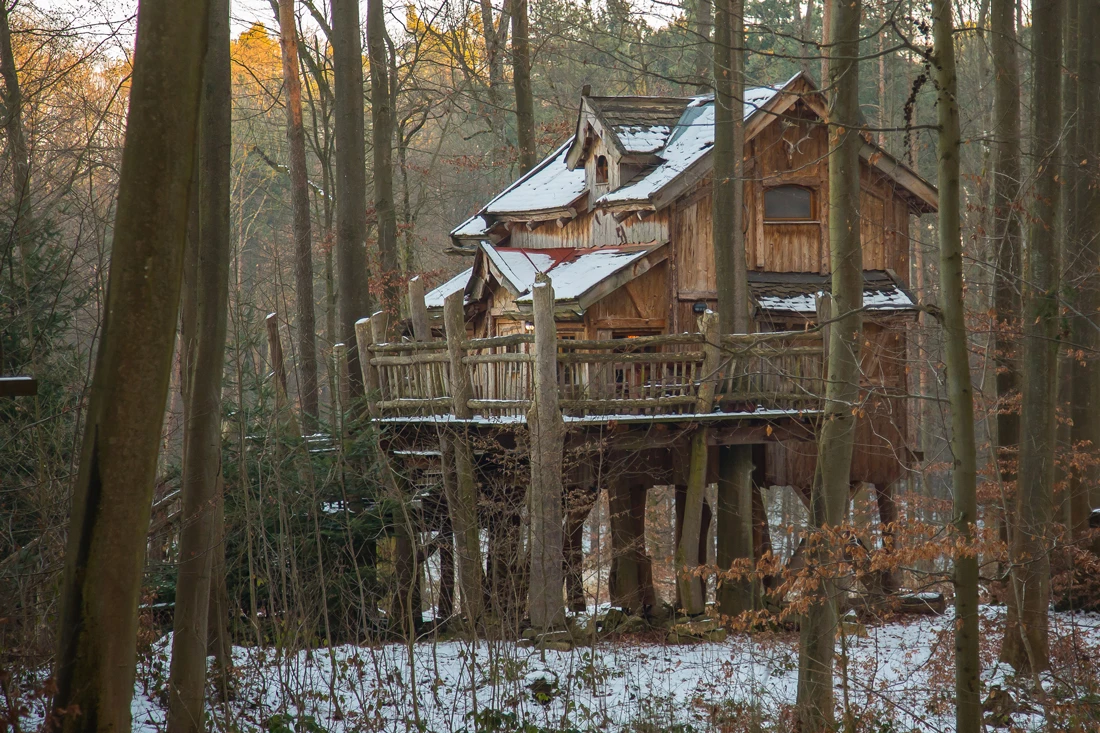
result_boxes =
[359,279,910,625]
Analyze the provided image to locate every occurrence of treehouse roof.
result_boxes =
[450,240,668,314]
[450,73,937,246]
[750,270,917,315]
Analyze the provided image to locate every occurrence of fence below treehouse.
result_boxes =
[366,326,826,422]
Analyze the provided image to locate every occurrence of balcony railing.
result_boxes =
[366,329,824,421]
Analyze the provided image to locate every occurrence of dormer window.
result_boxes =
[595,155,609,185]
[764,185,814,221]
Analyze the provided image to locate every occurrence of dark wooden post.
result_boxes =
[441,290,482,622]
[354,314,380,418]
[527,273,566,629]
[676,311,719,615]
[408,276,431,341]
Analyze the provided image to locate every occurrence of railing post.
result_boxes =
[696,310,721,412]
[443,290,473,418]
[408,276,432,341]
[354,315,380,418]
[528,272,566,630]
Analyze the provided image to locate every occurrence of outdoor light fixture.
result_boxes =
[692,301,707,315]
[524,321,535,332]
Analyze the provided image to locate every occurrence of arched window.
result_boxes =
[595,155,609,184]
[764,185,813,220]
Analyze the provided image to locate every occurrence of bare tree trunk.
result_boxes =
[166,1,231,729]
[1067,0,1099,541]
[712,0,755,617]
[796,0,861,724]
[799,0,815,78]
[930,1,980,728]
[480,0,510,106]
[276,0,318,432]
[691,0,713,91]
[367,0,399,316]
[990,0,1021,557]
[511,0,536,174]
[50,3,210,731]
[0,0,28,212]
[1002,0,1064,674]
[331,0,373,399]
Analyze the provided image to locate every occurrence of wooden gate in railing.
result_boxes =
[365,322,824,421]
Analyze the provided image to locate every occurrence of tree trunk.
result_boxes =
[796,0,861,725]
[166,0,231,729]
[691,0,713,91]
[1067,0,1099,541]
[0,0,29,212]
[367,0,399,316]
[930,1,980,728]
[511,0,536,174]
[331,0,373,399]
[277,0,318,433]
[712,0,755,618]
[1001,0,1064,675]
[50,3,210,731]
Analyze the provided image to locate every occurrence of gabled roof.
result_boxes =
[749,270,917,315]
[424,267,474,308]
[568,96,693,162]
[467,240,668,314]
[449,73,937,247]
[481,139,586,219]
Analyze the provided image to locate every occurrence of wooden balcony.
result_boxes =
[365,328,825,426]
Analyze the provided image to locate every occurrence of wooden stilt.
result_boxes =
[527,273,566,630]
[676,311,719,615]
[441,291,483,624]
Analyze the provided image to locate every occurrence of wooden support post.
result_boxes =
[443,291,473,419]
[354,315,379,418]
[333,342,349,436]
[527,273,566,629]
[440,289,482,623]
[408,276,431,341]
[676,311,719,615]
[265,312,300,436]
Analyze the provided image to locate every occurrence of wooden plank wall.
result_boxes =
[509,207,669,250]
[669,100,915,299]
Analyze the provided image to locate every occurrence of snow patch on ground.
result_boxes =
[82,607,1096,733]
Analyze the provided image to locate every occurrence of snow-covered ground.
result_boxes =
[33,606,1100,732]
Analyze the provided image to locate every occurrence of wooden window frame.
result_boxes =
[763,184,817,223]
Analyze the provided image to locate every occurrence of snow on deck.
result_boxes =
[108,606,1098,733]
[483,139,587,216]
[378,408,820,426]
[423,267,473,308]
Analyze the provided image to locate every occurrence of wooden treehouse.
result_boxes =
[358,73,937,621]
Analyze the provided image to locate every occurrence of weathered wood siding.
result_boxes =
[668,100,913,301]
[508,207,669,250]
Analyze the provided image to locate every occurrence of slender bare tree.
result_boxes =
[796,0,861,725]
[1002,0,1064,674]
[166,0,231,728]
[930,0,980,728]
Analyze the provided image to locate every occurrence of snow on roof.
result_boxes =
[423,267,473,308]
[515,247,653,303]
[481,241,561,293]
[751,271,917,314]
[450,214,490,239]
[614,124,671,154]
[483,139,587,216]
[600,84,783,207]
